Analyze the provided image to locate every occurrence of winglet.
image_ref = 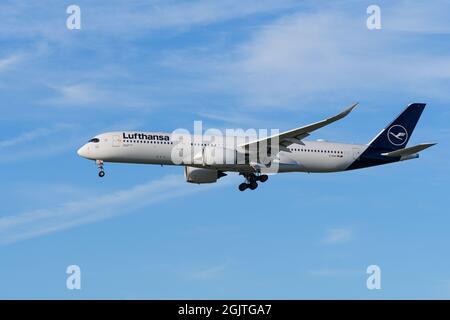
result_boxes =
[347,102,359,113]
[328,102,359,122]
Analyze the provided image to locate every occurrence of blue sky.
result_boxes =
[0,0,449,299]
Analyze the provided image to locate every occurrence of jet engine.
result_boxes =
[184,166,227,184]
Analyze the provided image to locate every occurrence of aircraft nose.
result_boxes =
[77,144,88,158]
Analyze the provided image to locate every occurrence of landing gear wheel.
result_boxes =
[249,181,258,190]
[238,183,248,191]
[248,173,257,182]
[259,174,268,183]
[96,160,105,178]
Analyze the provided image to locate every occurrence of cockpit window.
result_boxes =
[89,138,100,143]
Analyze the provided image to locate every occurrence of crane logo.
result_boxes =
[387,125,408,146]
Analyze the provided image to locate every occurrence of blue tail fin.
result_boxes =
[368,103,426,151]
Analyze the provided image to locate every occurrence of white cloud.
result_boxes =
[307,268,357,277]
[0,54,22,71]
[386,1,450,34]
[0,0,297,39]
[0,175,226,245]
[43,83,154,109]
[158,3,450,109]
[87,0,298,33]
[0,124,74,149]
[229,11,450,108]
[321,227,352,245]
[44,84,108,106]
[189,261,229,280]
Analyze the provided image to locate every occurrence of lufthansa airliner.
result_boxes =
[77,103,434,191]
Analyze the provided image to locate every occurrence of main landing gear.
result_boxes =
[96,160,105,177]
[238,173,268,191]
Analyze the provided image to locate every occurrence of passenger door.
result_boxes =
[112,135,121,147]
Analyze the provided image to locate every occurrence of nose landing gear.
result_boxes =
[96,160,105,178]
[238,173,268,191]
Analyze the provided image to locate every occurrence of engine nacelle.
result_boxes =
[184,166,227,184]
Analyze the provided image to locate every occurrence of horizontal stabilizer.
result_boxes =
[381,143,436,157]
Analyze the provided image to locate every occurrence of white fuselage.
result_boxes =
[77,131,369,173]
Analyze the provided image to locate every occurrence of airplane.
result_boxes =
[77,103,435,191]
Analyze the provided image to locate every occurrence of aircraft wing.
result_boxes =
[239,103,358,152]
[381,143,436,157]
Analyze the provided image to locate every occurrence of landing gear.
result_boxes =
[238,173,268,191]
[259,174,268,183]
[96,160,105,178]
[238,183,248,191]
